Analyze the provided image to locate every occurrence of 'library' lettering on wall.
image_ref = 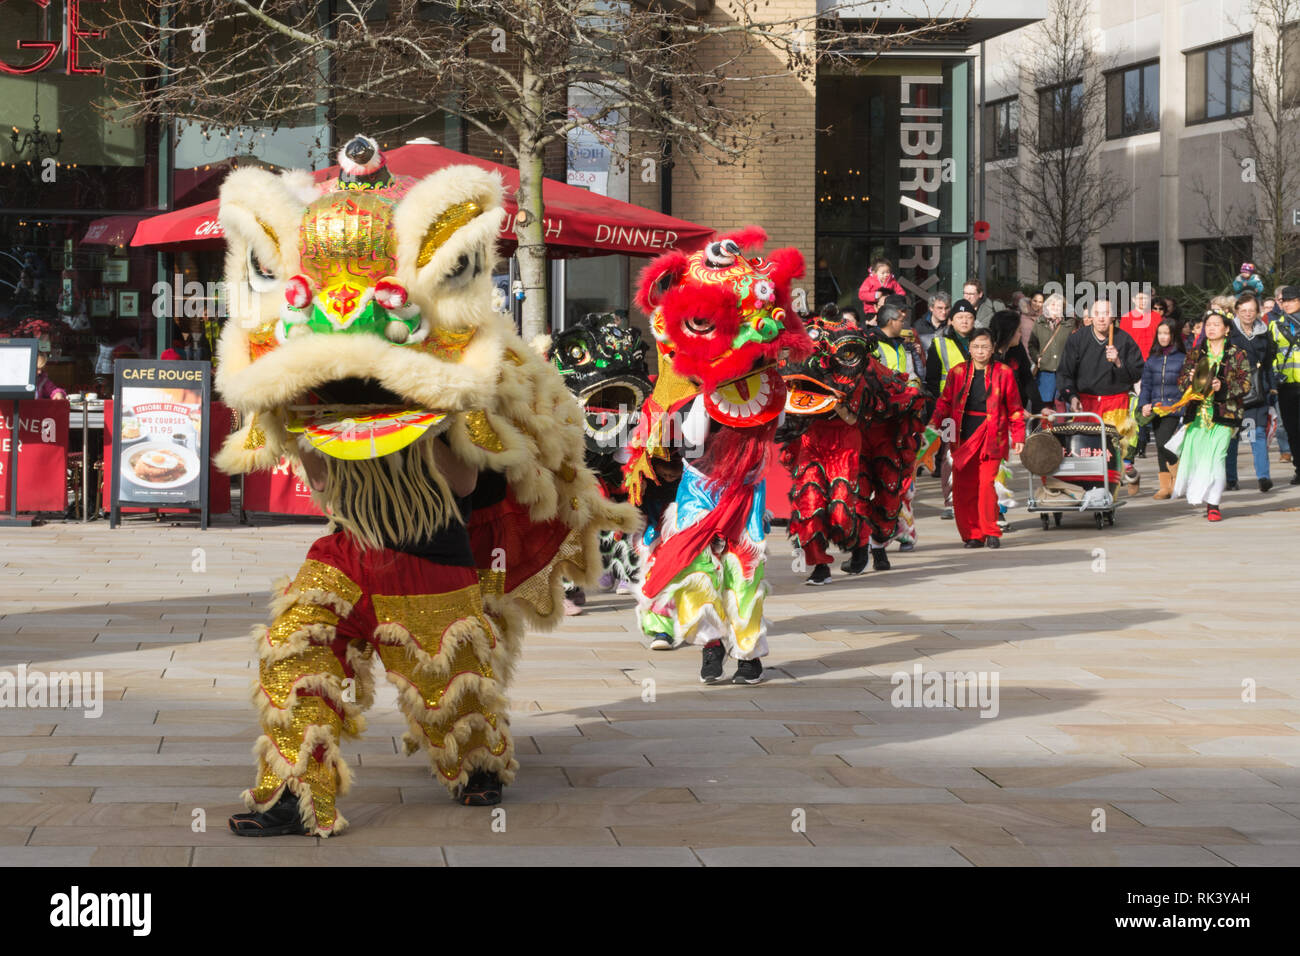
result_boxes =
[898,75,951,300]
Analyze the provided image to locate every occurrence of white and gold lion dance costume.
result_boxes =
[217,137,637,837]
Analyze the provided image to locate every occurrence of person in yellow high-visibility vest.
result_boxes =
[925,299,975,517]
[873,303,926,550]
[1272,286,1300,485]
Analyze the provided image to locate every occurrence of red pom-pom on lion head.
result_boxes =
[636,227,812,394]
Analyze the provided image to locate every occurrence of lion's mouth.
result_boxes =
[285,377,446,460]
[781,374,843,417]
[703,365,785,426]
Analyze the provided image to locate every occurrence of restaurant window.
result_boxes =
[1038,80,1083,150]
[1106,61,1159,138]
[1183,237,1252,287]
[1104,242,1160,284]
[1,0,163,378]
[1035,245,1082,285]
[982,97,1019,160]
[1186,36,1252,123]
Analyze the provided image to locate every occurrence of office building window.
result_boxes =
[1037,81,1083,150]
[1186,37,1252,123]
[982,97,1019,160]
[987,249,1018,286]
[1106,61,1159,137]
[1104,242,1160,284]
[1284,21,1300,108]
[1183,237,1252,287]
[1035,245,1082,285]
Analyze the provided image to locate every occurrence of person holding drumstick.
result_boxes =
[1057,299,1145,493]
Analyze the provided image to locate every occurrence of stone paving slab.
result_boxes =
[3,452,1300,864]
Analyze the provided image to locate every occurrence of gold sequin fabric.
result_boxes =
[243,414,267,450]
[248,561,518,833]
[463,410,505,453]
[291,560,362,608]
[509,528,586,618]
[371,587,512,782]
[416,200,482,267]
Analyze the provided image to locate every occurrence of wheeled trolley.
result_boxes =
[1022,411,1125,530]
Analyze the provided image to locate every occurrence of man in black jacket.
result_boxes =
[1057,299,1145,489]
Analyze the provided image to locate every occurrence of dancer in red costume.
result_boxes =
[930,328,1026,547]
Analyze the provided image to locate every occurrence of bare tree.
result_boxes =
[93,0,967,339]
[997,0,1132,283]
[1191,0,1300,289]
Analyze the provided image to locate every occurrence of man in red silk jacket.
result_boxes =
[929,328,1026,547]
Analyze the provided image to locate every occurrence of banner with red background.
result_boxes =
[0,400,68,512]
[242,458,326,516]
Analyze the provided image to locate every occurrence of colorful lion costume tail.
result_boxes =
[624,228,812,664]
[215,136,639,836]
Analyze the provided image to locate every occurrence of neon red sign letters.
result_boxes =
[0,0,104,76]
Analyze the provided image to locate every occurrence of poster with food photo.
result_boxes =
[110,360,211,520]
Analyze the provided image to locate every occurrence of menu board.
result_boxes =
[109,360,211,528]
[0,338,38,400]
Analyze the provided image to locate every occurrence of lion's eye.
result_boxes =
[447,254,470,279]
[247,247,277,293]
[684,316,714,335]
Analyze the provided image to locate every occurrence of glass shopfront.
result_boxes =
[0,0,160,391]
[815,57,971,315]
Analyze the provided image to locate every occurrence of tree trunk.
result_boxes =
[515,56,550,341]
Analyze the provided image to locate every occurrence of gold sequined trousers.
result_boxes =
[242,542,520,837]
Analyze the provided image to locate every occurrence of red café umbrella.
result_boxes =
[130,141,712,257]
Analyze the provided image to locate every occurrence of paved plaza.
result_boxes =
[2,454,1300,867]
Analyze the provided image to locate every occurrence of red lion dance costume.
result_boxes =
[213,137,636,837]
[778,312,871,580]
[624,229,812,684]
[779,316,927,580]
[851,342,929,572]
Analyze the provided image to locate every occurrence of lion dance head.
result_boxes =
[623,227,812,502]
[214,137,587,549]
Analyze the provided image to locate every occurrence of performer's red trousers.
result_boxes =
[952,454,1002,542]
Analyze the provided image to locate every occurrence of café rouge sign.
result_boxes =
[121,367,204,383]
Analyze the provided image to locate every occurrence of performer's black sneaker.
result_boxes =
[898,540,915,552]
[228,788,308,837]
[840,548,870,575]
[457,770,504,806]
[649,632,685,650]
[1225,480,1239,491]
[1260,478,1273,493]
[964,539,985,548]
[871,547,891,571]
[805,564,832,586]
[941,508,954,520]
[700,640,726,684]
[986,537,1001,549]
[732,658,763,685]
